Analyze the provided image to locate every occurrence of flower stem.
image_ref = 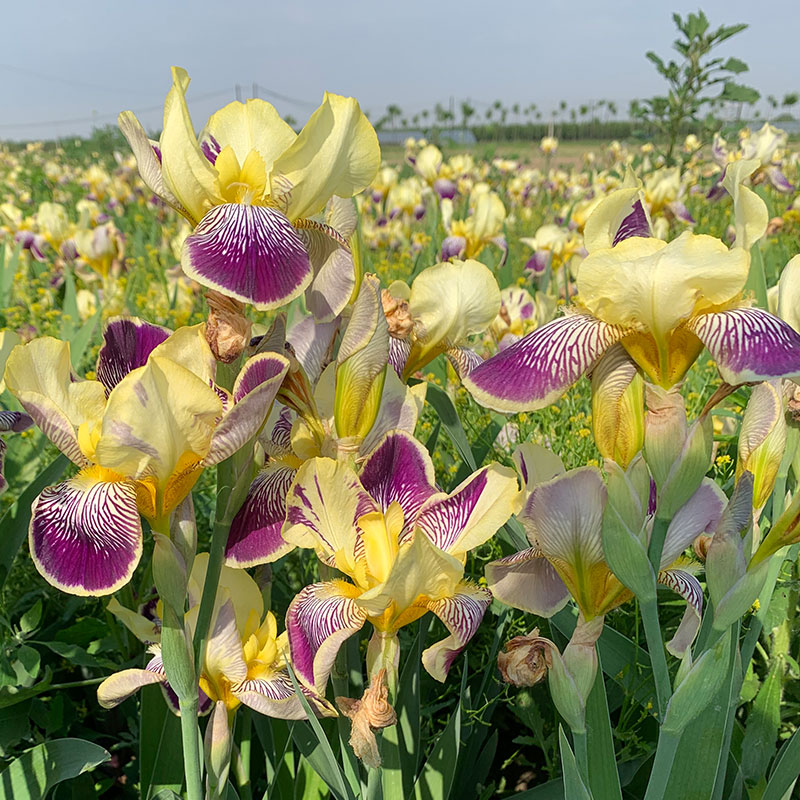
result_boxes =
[572,729,589,785]
[640,598,671,720]
[234,709,253,800]
[178,695,204,800]
[642,729,681,800]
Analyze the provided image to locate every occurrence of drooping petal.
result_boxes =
[287,316,339,385]
[98,658,167,708]
[159,67,219,224]
[485,547,570,617]
[358,431,438,542]
[445,346,483,378]
[658,568,703,657]
[182,203,313,311]
[415,464,521,557]
[29,471,142,596]
[4,337,107,464]
[420,581,491,681]
[0,410,33,433]
[661,478,727,568]
[513,443,565,497]
[296,218,356,323]
[282,457,375,564]
[205,352,289,466]
[96,317,171,395]
[286,580,367,693]
[687,307,800,385]
[270,93,380,221]
[225,464,296,567]
[235,671,335,720]
[463,313,624,413]
[764,165,794,194]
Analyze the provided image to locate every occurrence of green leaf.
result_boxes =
[68,306,102,371]
[0,737,109,800]
[0,669,53,709]
[286,666,354,800]
[585,658,622,799]
[423,382,476,470]
[558,727,592,800]
[19,601,43,636]
[414,658,466,800]
[723,57,748,74]
[0,244,21,307]
[60,268,80,340]
[0,454,70,591]
[745,243,768,310]
[719,82,760,104]
[763,727,800,800]
[741,657,783,786]
[139,684,184,800]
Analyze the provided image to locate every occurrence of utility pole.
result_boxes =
[235,84,242,102]
[252,82,258,100]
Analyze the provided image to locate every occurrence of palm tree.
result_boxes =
[460,101,476,131]
[386,104,402,130]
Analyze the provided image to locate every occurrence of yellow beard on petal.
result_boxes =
[162,452,205,517]
[621,326,704,389]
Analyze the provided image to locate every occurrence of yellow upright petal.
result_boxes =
[270,92,380,220]
[160,67,220,224]
[722,159,768,251]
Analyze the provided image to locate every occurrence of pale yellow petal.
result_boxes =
[722,159,768,250]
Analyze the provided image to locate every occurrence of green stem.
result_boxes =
[640,598,671,720]
[178,696,204,800]
[643,730,681,800]
[572,729,589,786]
[235,710,253,800]
[647,516,669,574]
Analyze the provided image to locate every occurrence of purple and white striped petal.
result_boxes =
[358,431,438,543]
[446,346,483,378]
[485,547,570,617]
[205,352,289,466]
[666,201,695,225]
[463,313,626,413]
[97,652,166,708]
[415,464,520,556]
[234,671,336,720]
[96,317,171,394]
[286,581,367,694]
[225,464,297,567]
[660,479,727,568]
[658,568,703,657]
[612,199,652,245]
[440,235,466,261]
[182,203,313,310]
[0,410,33,432]
[688,307,800,385]
[29,472,142,596]
[420,581,491,681]
[764,166,794,194]
[388,336,411,378]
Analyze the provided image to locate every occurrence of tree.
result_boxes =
[631,10,759,165]
[386,104,402,130]
[460,101,476,130]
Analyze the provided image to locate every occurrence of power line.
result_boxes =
[252,83,317,108]
[0,63,151,95]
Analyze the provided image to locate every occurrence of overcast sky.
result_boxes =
[1,0,797,141]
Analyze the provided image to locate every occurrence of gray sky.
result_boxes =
[1,0,797,141]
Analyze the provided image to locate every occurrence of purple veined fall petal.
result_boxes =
[182,203,313,310]
[234,672,336,719]
[29,471,143,596]
[440,235,466,261]
[285,581,367,694]
[0,410,33,433]
[485,547,570,617]
[612,199,653,245]
[688,307,800,385]
[658,568,703,657]
[95,317,171,395]
[433,178,458,200]
[357,431,438,543]
[764,166,794,194]
[204,352,289,466]
[524,250,550,275]
[388,336,411,378]
[660,479,727,568]
[97,651,167,708]
[491,235,509,267]
[463,313,626,413]
[419,581,491,681]
[445,346,483,379]
[666,201,696,225]
[225,463,297,568]
[415,463,520,556]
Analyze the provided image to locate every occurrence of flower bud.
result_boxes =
[497,628,552,686]
[643,385,687,489]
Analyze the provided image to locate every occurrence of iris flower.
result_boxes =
[487,445,725,655]
[3,319,288,595]
[465,172,800,413]
[98,555,331,719]
[119,67,380,314]
[440,185,507,263]
[282,430,520,691]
